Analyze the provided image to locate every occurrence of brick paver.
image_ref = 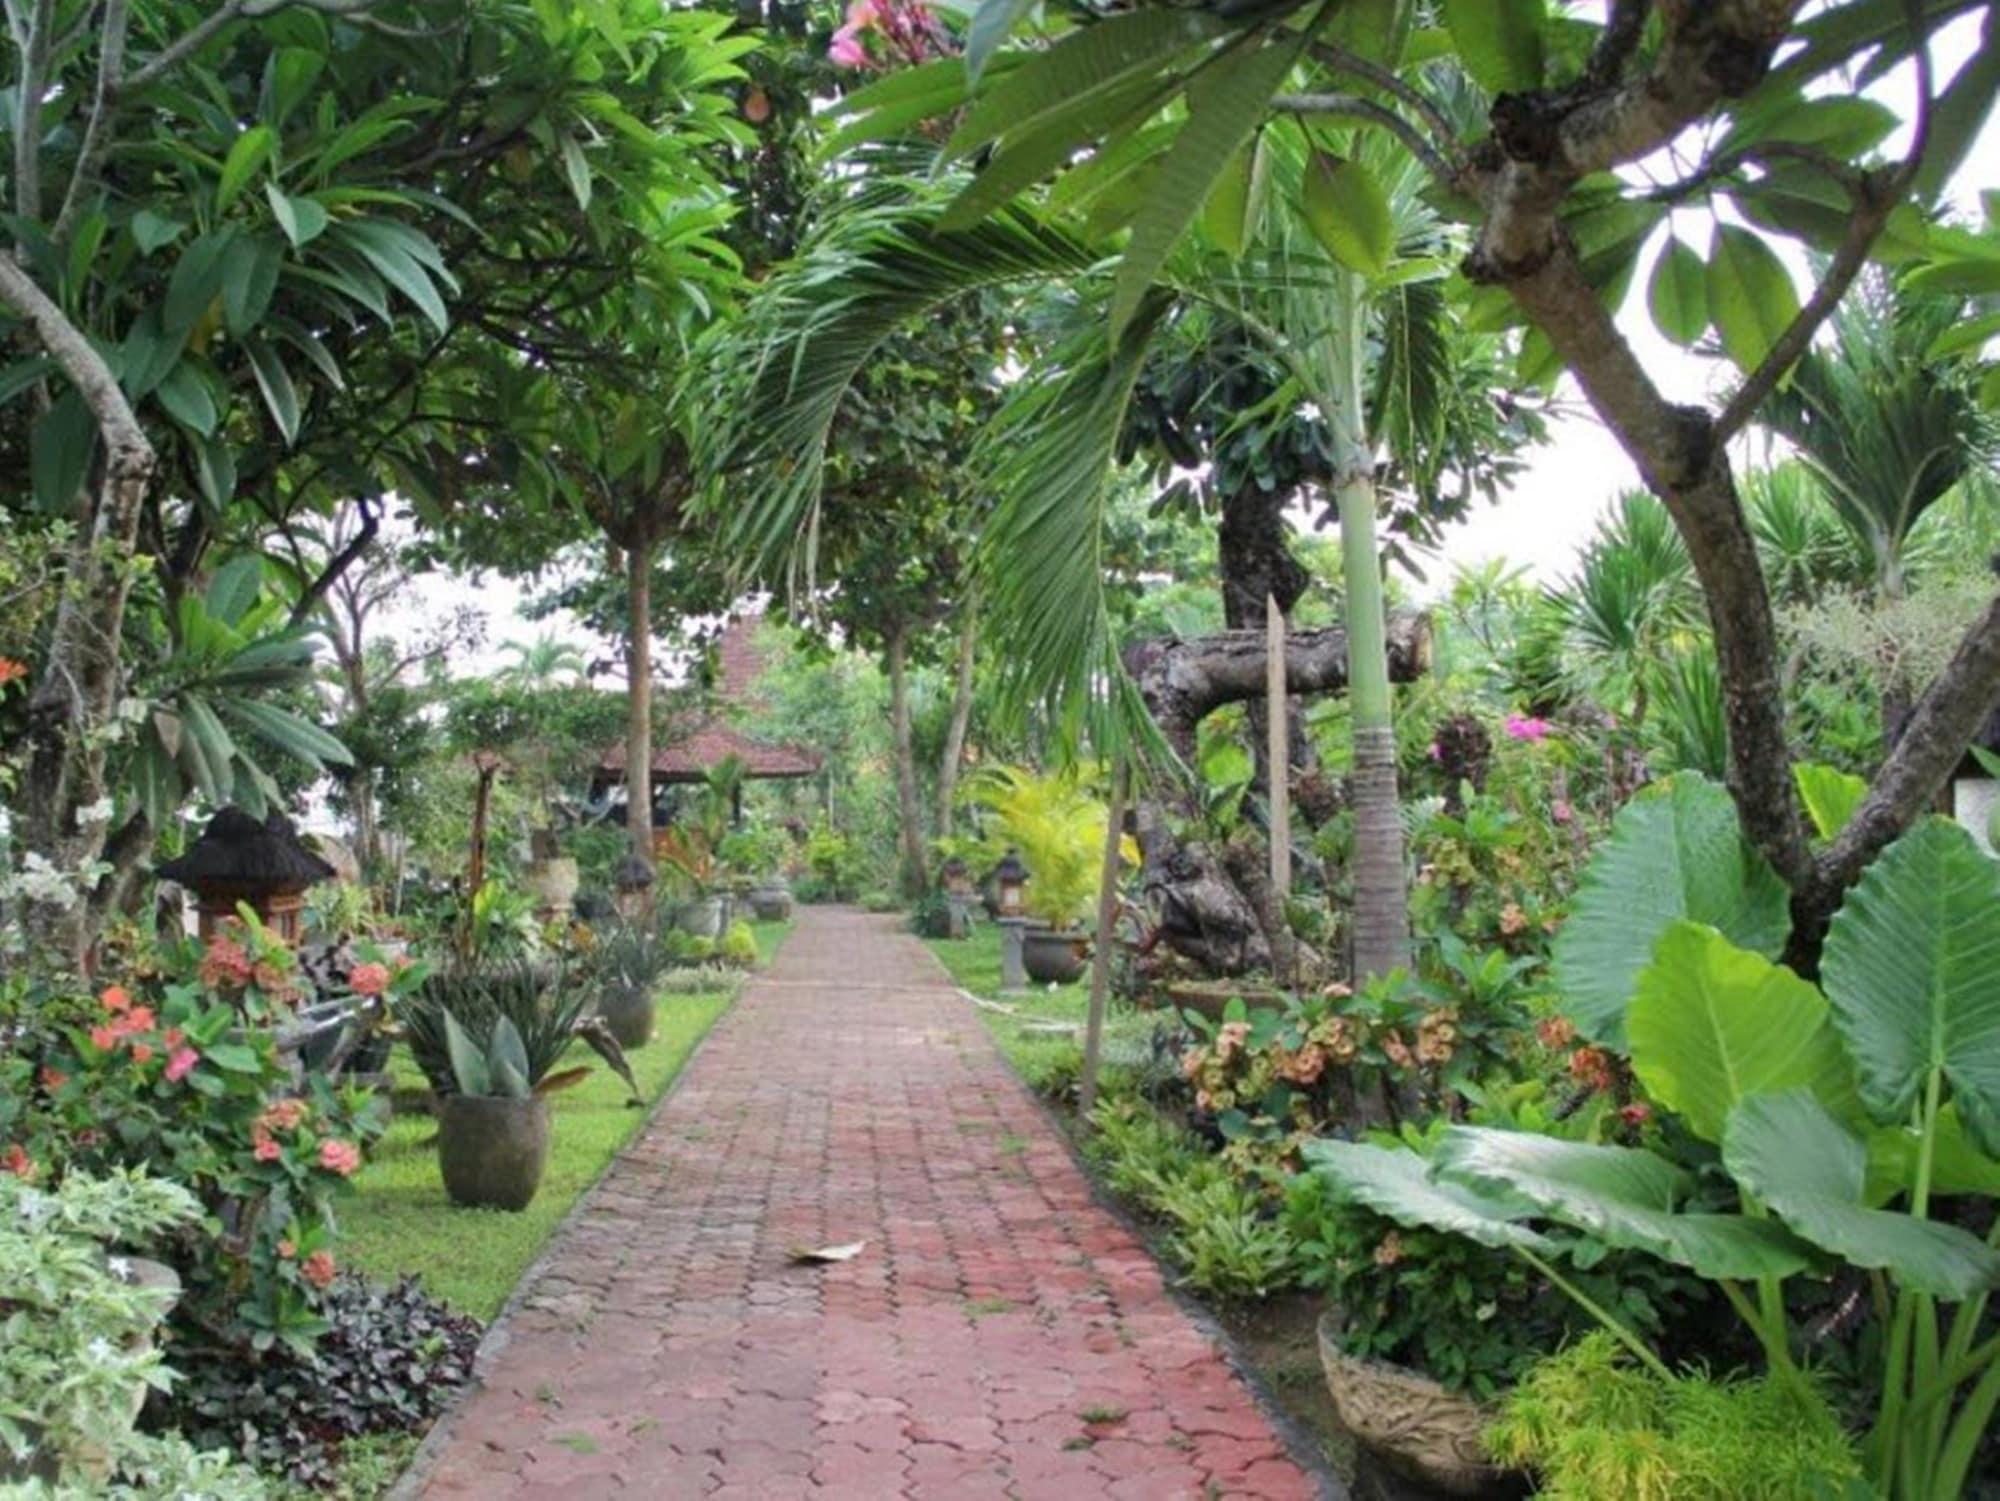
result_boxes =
[403,907,1324,1500]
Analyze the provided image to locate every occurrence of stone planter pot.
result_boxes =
[1318,1312,1519,1500]
[520,855,579,918]
[750,882,792,921]
[1022,924,1089,984]
[438,1094,551,1212]
[597,981,656,1049]
[676,896,725,938]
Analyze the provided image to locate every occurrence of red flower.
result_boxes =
[347,962,391,998]
[1,1144,33,1179]
[302,1250,337,1289]
[130,1042,154,1065]
[0,657,27,687]
[125,1005,155,1032]
[1568,1045,1616,1093]
[163,1027,185,1048]
[318,1139,361,1177]
[199,936,253,989]
[100,984,132,1013]
[165,1047,200,1083]
[259,1099,307,1133]
[1620,1102,1653,1126]
[252,1131,283,1163]
[1536,1015,1576,1050]
[89,1024,120,1051]
[38,1066,66,1090]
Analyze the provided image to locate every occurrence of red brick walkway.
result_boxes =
[403,907,1322,1500]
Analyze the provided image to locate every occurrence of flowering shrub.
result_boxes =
[1,923,391,1357]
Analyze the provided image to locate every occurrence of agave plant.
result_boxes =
[1305,774,2000,1499]
[404,959,590,1099]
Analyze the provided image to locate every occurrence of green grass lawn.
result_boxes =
[337,921,788,1319]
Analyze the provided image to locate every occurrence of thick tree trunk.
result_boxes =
[624,536,655,868]
[1219,481,1314,788]
[4,252,160,968]
[935,602,977,836]
[886,625,928,897]
[1338,475,1411,981]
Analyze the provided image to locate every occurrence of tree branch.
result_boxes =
[289,493,380,627]
[50,0,128,249]
[13,0,56,219]
[1302,39,1464,169]
[1271,93,1458,185]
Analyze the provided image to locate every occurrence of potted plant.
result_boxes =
[592,920,669,1048]
[436,1011,573,1211]
[655,827,724,937]
[720,826,792,920]
[971,766,1131,984]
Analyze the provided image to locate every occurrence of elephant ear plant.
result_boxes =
[1306,774,2000,1500]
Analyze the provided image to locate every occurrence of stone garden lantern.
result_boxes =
[613,849,656,922]
[156,807,335,946]
[940,856,974,940]
[992,849,1030,995]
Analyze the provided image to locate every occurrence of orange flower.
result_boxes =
[101,984,132,1013]
[277,1239,297,1259]
[124,1005,155,1033]
[1569,1045,1616,1093]
[130,1043,154,1065]
[0,657,27,687]
[38,1066,65,1090]
[1,1144,34,1179]
[347,962,391,997]
[260,1099,307,1132]
[318,1139,361,1177]
[1536,1015,1575,1050]
[89,1024,120,1051]
[302,1250,337,1289]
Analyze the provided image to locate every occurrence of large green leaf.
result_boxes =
[1435,1127,1814,1280]
[1866,1103,2000,1201]
[1627,922,1857,1143]
[1647,235,1708,347]
[442,1010,491,1096]
[1707,224,1800,375]
[1821,817,2000,1154]
[1553,773,1793,1048]
[1111,40,1296,336]
[30,391,95,513]
[223,699,353,769]
[1301,153,1392,280]
[216,125,276,213]
[1792,762,1868,840]
[949,9,1222,159]
[1299,1140,1556,1253]
[966,0,1038,82]
[1724,1091,2000,1299]
[242,334,301,445]
[1440,0,1544,94]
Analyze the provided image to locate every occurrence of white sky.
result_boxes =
[381,20,1999,661]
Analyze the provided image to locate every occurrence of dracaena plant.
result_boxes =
[1305,773,2000,1500]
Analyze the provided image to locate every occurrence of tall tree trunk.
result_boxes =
[886,624,928,897]
[935,601,978,836]
[624,535,655,869]
[1337,471,1410,982]
[4,254,159,968]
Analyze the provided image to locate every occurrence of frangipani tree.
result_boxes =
[811,0,2000,962]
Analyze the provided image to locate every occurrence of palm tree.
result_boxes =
[1552,489,1700,724]
[498,633,589,690]
[711,130,1501,988]
[1758,276,1990,604]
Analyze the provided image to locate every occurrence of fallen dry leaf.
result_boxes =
[790,1240,866,1264]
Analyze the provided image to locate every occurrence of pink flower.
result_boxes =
[253,1132,283,1163]
[101,985,132,1013]
[130,1042,154,1065]
[89,1024,119,1052]
[1551,798,1574,825]
[828,24,869,66]
[1427,741,1442,761]
[165,1047,200,1083]
[277,1239,297,1260]
[318,1139,362,1177]
[302,1250,337,1289]
[347,962,391,998]
[2,1144,34,1179]
[1503,714,1552,743]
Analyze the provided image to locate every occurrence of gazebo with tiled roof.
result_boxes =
[593,614,820,823]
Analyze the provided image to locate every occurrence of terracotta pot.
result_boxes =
[676,896,725,938]
[1022,925,1088,984]
[598,981,655,1049]
[750,882,792,921]
[438,1094,551,1212]
[1317,1312,1519,1499]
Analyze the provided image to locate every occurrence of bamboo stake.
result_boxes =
[1267,593,1292,902]
[1079,759,1127,1120]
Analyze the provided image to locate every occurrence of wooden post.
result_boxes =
[1266,594,1292,902]
[1079,759,1126,1121]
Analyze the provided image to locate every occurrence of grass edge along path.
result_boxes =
[338,919,790,1320]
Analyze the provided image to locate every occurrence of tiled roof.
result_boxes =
[715,615,767,704]
[598,719,821,781]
